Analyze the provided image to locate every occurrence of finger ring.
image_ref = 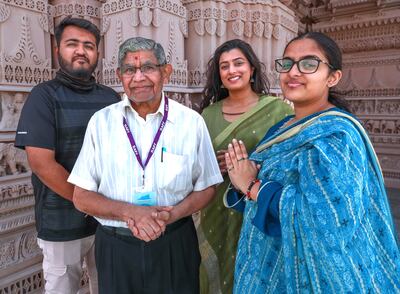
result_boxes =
[155,212,158,218]
[238,157,247,162]
[227,167,234,172]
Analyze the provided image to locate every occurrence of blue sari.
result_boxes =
[231,109,400,293]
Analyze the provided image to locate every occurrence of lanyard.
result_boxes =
[123,96,169,185]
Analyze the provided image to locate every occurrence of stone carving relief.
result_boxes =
[0,0,46,13]
[232,19,244,36]
[103,0,186,19]
[152,8,162,27]
[38,13,49,33]
[101,15,111,35]
[272,23,281,39]
[169,60,188,87]
[244,21,252,38]
[0,15,51,86]
[0,231,40,270]
[0,239,16,268]
[348,96,400,146]
[380,154,400,171]
[194,19,205,36]
[165,91,203,112]
[187,7,297,38]
[166,20,176,64]
[1,182,33,204]
[188,66,205,87]
[0,143,30,176]
[253,21,264,37]
[179,18,188,37]
[102,18,123,87]
[5,16,47,66]
[0,3,11,23]
[205,18,217,35]
[130,8,140,27]
[168,92,192,109]
[216,19,226,37]
[264,22,272,38]
[0,269,43,293]
[54,2,100,18]
[364,119,400,136]
[318,22,399,53]
[0,92,25,130]
[139,6,152,26]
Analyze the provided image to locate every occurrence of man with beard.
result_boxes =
[15,17,120,294]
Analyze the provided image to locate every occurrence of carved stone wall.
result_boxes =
[1,0,399,292]
[0,0,49,291]
[310,3,400,190]
[183,0,298,109]
[101,0,188,93]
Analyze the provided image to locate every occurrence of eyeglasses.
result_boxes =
[275,57,334,74]
[120,63,164,77]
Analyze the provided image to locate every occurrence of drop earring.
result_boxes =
[250,76,255,83]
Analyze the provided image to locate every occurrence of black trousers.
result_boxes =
[95,217,200,294]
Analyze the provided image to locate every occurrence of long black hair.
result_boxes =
[202,39,270,109]
[284,32,350,112]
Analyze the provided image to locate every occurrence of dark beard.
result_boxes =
[58,55,98,80]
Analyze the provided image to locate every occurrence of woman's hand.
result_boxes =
[225,139,259,194]
[216,149,228,175]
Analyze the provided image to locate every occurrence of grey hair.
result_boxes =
[118,37,167,67]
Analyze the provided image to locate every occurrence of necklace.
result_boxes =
[222,111,245,115]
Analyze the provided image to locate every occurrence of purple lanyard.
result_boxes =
[123,96,169,185]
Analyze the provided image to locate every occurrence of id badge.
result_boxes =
[132,191,156,206]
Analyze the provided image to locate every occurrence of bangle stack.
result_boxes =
[246,179,260,199]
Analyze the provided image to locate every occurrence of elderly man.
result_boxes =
[68,37,223,293]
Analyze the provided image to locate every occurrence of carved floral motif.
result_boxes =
[54,2,100,18]
[0,240,16,268]
[194,19,205,36]
[102,0,186,18]
[232,19,244,36]
[205,19,217,35]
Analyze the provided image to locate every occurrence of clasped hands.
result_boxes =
[126,205,174,242]
[221,139,260,200]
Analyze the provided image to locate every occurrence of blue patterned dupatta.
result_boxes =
[234,109,400,294]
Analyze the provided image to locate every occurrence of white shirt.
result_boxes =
[68,92,223,227]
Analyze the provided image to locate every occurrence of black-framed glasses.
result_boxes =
[275,57,334,74]
[120,63,165,77]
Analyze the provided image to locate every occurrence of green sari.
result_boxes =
[199,95,293,294]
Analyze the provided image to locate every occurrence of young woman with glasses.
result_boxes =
[224,32,400,293]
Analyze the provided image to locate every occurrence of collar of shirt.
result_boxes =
[120,92,175,124]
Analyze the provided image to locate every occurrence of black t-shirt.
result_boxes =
[15,78,120,241]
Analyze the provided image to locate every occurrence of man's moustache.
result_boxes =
[73,56,89,63]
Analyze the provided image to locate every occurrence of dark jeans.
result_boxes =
[95,217,200,294]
